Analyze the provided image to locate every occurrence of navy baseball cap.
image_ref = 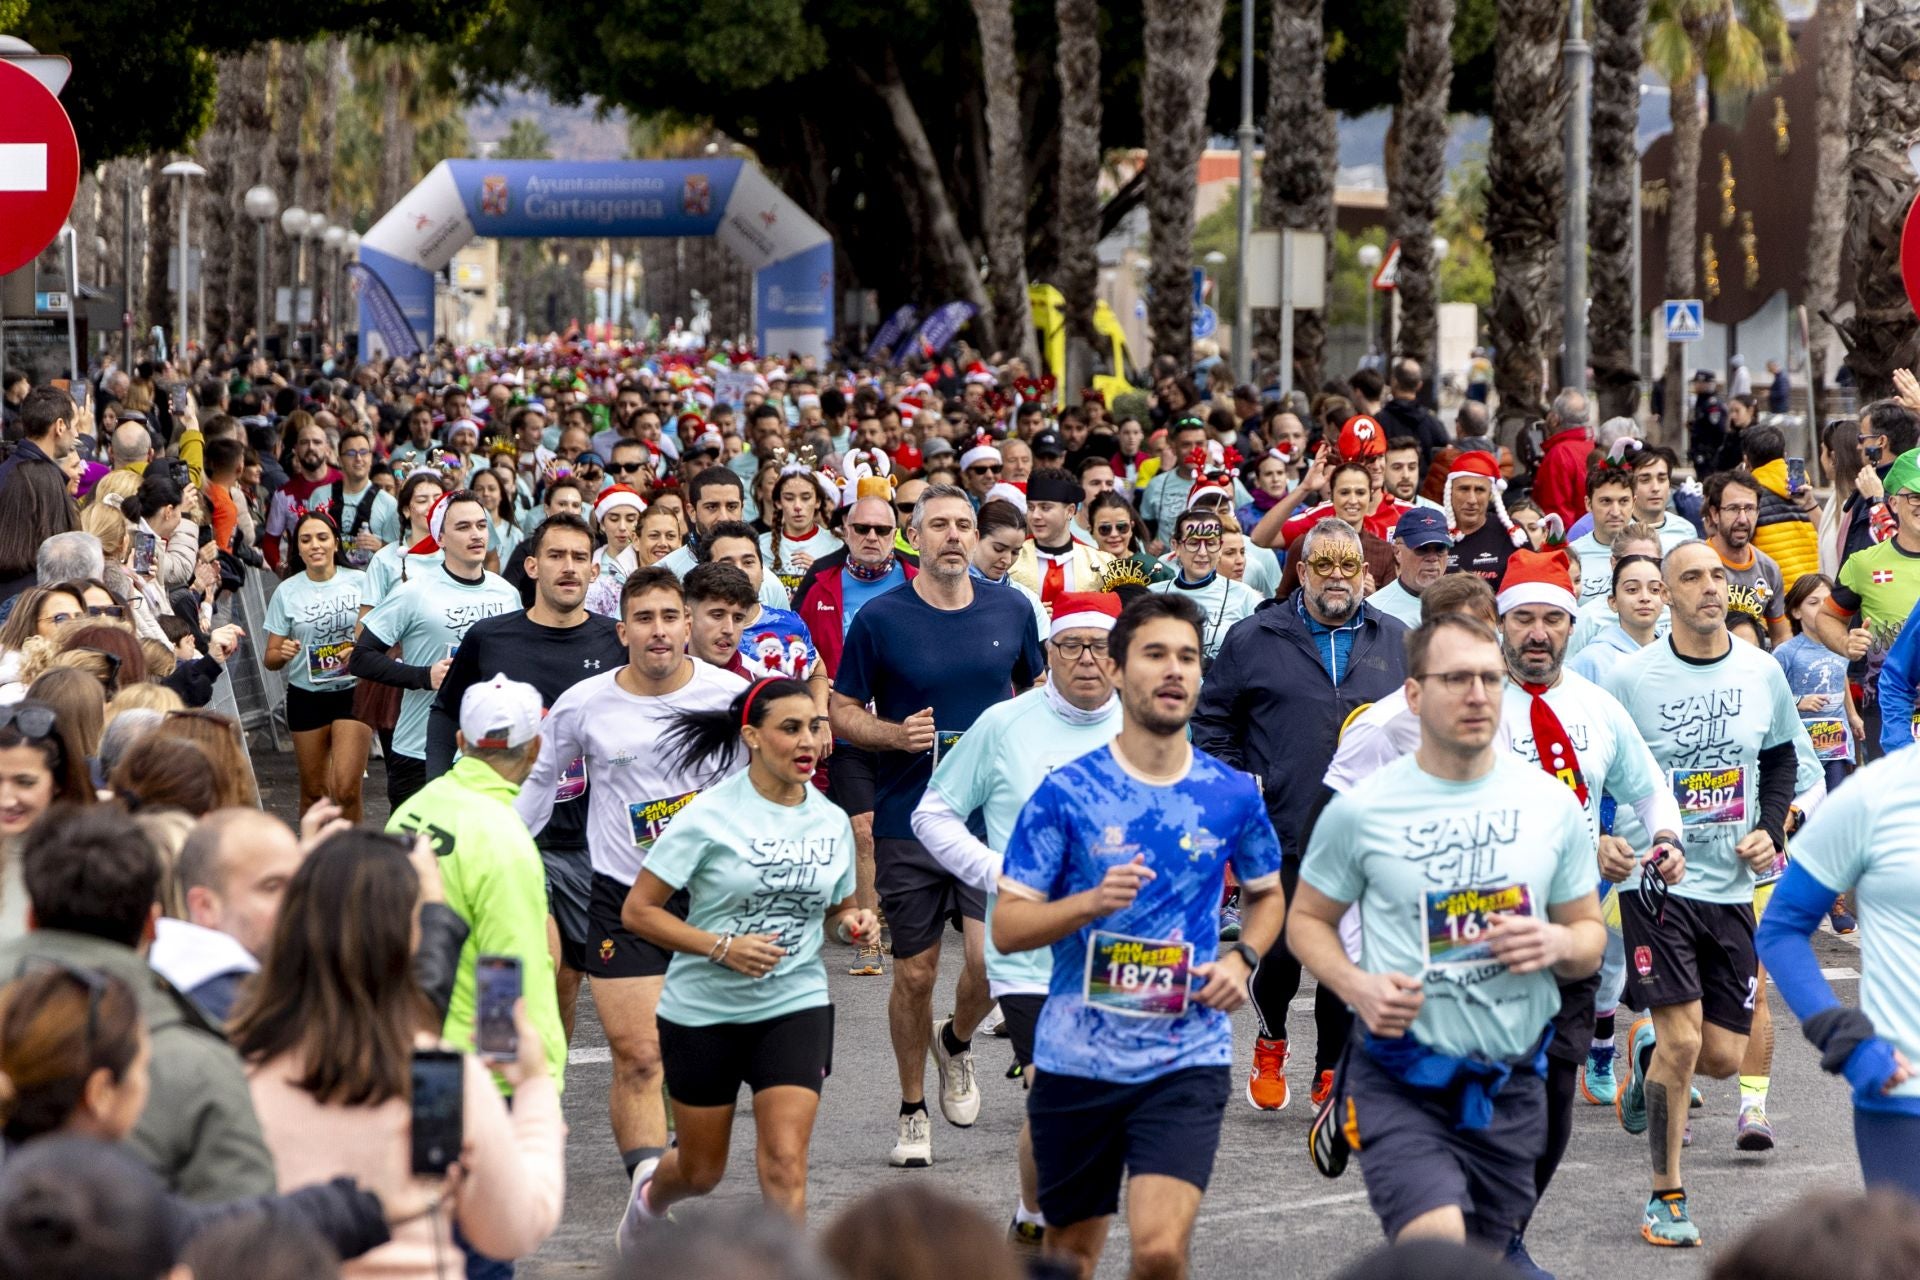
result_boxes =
[1394,507,1452,549]
[1032,428,1065,456]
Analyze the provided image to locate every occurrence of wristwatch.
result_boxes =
[1226,941,1261,972]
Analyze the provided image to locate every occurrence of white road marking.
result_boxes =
[0,145,48,193]
[568,1046,612,1065]
[1821,966,1860,980]
[1197,1189,1369,1224]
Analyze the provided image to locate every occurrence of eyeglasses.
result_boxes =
[15,958,109,1053]
[341,448,374,460]
[45,611,78,627]
[1716,503,1759,517]
[1052,638,1109,660]
[85,604,125,619]
[1413,669,1508,693]
[967,464,1002,476]
[893,502,917,517]
[609,461,648,474]
[1305,555,1366,578]
[73,648,123,687]
[848,522,894,538]
[1179,534,1222,549]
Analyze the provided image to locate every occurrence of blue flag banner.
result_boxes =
[899,301,976,364]
[346,260,422,359]
[865,305,918,363]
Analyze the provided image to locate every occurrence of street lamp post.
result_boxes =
[343,232,360,352]
[1358,243,1383,360]
[160,160,207,356]
[304,211,327,348]
[243,186,279,349]
[323,224,347,347]
[1233,0,1254,383]
[1563,0,1591,393]
[279,206,307,351]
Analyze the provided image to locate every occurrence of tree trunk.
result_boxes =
[1801,0,1855,432]
[1662,67,1703,443]
[971,0,1039,365]
[1262,0,1335,394]
[146,156,175,338]
[1589,0,1644,421]
[1142,0,1227,367]
[1841,2,1920,401]
[1055,0,1102,390]
[1487,0,1570,440]
[310,40,341,226]
[229,47,273,347]
[857,50,993,343]
[198,53,247,348]
[379,55,417,216]
[1391,0,1455,380]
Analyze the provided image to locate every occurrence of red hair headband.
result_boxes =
[741,678,772,728]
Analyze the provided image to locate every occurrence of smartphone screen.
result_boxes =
[1786,456,1808,494]
[409,1049,464,1176]
[474,954,521,1062]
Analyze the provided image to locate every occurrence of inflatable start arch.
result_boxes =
[354,158,835,359]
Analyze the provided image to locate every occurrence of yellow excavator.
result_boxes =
[1028,283,1142,408]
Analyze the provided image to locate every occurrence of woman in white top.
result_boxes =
[760,470,842,596]
[585,486,649,618]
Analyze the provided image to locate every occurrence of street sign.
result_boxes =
[1192,305,1218,340]
[33,291,66,314]
[1371,240,1401,291]
[0,59,80,278]
[1663,298,1704,343]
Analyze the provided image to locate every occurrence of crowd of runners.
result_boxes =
[1,340,1918,1280]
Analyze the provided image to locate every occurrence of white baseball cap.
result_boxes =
[459,674,544,751]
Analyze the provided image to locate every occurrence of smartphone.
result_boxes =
[409,1049,464,1176]
[169,383,188,415]
[1786,456,1808,495]
[474,954,522,1062]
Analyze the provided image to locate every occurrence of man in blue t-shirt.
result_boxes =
[997,592,1284,1278]
[832,485,1044,1169]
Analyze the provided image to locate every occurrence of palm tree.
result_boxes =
[1590,0,1647,420]
[227,46,273,343]
[972,0,1038,363]
[1801,0,1853,425]
[1390,0,1456,382]
[501,117,553,346]
[1261,0,1336,393]
[1142,0,1227,366]
[1842,0,1920,399]
[197,52,248,344]
[1487,0,1569,439]
[1644,0,1790,437]
[1055,0,1102,392]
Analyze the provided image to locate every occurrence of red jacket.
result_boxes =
[792,550,919,678]
[1531,428,1593,527]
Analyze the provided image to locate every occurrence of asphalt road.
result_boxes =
[257,753,1868,1280]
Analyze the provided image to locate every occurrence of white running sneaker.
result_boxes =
[929,1018,981,1127]
[614,1155,661,1253]
[890,1109,933,1167]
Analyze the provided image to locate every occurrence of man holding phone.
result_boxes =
[389,672,569,1089]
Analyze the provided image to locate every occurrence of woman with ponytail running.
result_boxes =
[615,676,873,1245]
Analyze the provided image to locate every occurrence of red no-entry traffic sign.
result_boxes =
[0,58,80,277]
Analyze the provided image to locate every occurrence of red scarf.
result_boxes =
[1520,681,1588,806]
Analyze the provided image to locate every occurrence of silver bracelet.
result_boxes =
[707,932,733,964]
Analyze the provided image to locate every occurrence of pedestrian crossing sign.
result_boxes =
[1664,299,1704,343]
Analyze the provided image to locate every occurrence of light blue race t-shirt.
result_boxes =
[360,567,520,760]
[1785,748,1920,1102]
[1567,533,1615,603]
[1602,636,1803,904]
[263,568,367,693]
[646,769,855,1028]
[361,541,443,611]
[927,687,1120,993]
[1304,754,1595,1060]
[1001,743,1281,1085]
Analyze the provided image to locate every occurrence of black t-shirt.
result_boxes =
[1447,519,1520,584]
[426,610,628,852]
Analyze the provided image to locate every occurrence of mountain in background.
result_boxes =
[467,88,630,159]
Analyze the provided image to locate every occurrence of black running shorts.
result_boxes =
[284,685,358,734]
[541,844,594,972]
[874,837,986,959]
[1026,1065,1229,1227]
[1343,1042,1545,1245]
[658,1005,835,1107]
[586,873,688,979]
[998,993,1046,1070]
[1618,889,1757,1035]
[827,744,877,815]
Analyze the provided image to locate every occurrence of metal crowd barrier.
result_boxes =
[222,565,292,754]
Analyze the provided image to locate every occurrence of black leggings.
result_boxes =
[1250,859,1354,1073]
[1530,1053,1580,1220]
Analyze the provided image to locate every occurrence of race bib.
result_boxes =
[629,791,696,849]
[306,639,351,684]
[1804,718,1850,762]
[1083,931,1193,1018]
[555,755,587,804]
[1424,884,1533,970]
[1672,766,1746,826]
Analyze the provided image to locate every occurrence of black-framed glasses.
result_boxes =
[1095,522,1132,537]
[72,648,123,690]
[848,522,894,538]
[15,957,109,1053]
[893,502,917,517]
[85,604,125,619]
[1052,638,1109,660]
[967,464,1002,476]
[609,461,648,474]
[1413,669,1507,693]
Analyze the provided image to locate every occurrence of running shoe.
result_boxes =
[1735,1107,1776,1152]
[1503,1233,1555,1279]
[1831,902,1858,935]
[1617,1017,1656,1135]
[1690,1085,1703,1108]
[1310,1068,1337,1108]
[614,1155,662,1253]
[848,942,884,976]
[930,1019,981,1127]
[1641,1190,1701,1247]
[1219,901,1242,941]
[1247,1037,1289,1111]
[889,1109,933,1167]
[1308,1091,1351,1178]
[1580,1044,1618,1105]
[1007,1215,1045,1253]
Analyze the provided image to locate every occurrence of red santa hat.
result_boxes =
[1049,591,1122,640]
[593,484,648,524]
[964,361,998,387]
[960,436,1002,472]
[1336,414,1387,461]
[410,491,455,555]
[1442,451,1527,548]
[1496,546,1578,617]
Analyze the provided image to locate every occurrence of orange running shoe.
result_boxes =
[1310,1069,1336,1108]
[1248,1037,1290,1111]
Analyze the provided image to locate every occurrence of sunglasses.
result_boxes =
[609,461,648,474]
[1305,555,1365,578]
[848,522,895,538]
[73,648,123,688]
[86,604,125,620]
[0,703,58,740]
[1095,522,1131,537]
[967,464,1003,476]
